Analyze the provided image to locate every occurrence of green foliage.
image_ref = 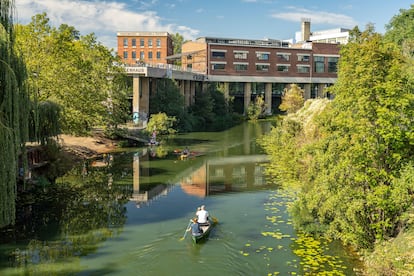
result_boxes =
[260,25,414,252]
[147,112,177,135]
[0,0,31,227]
[385,4,414,47]
[149,79,186,130]
[171,33,185,65]
[188,82,237,131]
[15,13,126,136]
[279,84,305,114]
[28,100,61,144]
[247,95,266,121]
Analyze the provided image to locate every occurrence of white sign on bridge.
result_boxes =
[125,66,147,74]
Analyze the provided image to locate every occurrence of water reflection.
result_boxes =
[129,149,269,206]
[180,155,269,197]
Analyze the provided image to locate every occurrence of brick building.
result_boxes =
[117,31,174,65]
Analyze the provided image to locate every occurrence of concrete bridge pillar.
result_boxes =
[244,82,251,114]
[184,80,191,107]
[303,83,311,100]
[132,76,150,125]
[222,82,229,99]
[265,83,272,115]
[140,77,150,115]
[190,81,196,105]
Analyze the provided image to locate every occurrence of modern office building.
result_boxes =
[117,31,174,65]
[174,20,341,113]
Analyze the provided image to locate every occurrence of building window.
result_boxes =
[156,51,161,59]
[272,83,285,95]
[156,39,161,47]
[148,51,153,60]
[297,54,310,62]
[212,51,226,59]
[123,51,128,59]
[277,65,289,72]
[256,52,269,60]
[327,57,338,73]
[123,38,128,47]
[311,84,318,98]
[212,63,226,70]
[297,65,310,73]
[140,51,145,60]
[234,51,248,59]
[131,51,136,59]
[314,56,325,73]
[251,82,265,94]
[234,63,248,71]
[276,53,290,61]
[131,38,136,47]
[148,39,153,47]
[140,39,145,47]
[256,64,269,72]
[229,82,245,95]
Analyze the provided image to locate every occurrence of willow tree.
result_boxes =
[0,0,30,227]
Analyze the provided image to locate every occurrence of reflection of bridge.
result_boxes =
[180,155,269,198]
[129,150,174,208]
[128,151,269,206]
[130,183,171,208]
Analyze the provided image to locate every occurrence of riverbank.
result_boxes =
[55,133,120,168]
[59,133,118,157]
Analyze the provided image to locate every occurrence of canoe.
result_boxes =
[173,150,205,160]
[191,218,217,243]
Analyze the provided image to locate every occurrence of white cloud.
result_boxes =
[271,7,358,28]
[15,0,199,50]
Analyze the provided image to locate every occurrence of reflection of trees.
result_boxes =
[5,166,129,273]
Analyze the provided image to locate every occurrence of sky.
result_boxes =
[15,0,413,51]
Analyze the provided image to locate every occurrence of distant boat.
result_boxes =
[173,149,205,160]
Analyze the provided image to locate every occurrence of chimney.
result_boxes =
[301,18,311,41]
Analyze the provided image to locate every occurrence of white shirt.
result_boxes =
[196,209,209,223]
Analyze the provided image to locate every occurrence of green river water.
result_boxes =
[0,121,362,275]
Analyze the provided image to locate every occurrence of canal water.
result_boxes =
[0,122,362,275]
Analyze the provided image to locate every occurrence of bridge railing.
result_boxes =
[122,62,203,74]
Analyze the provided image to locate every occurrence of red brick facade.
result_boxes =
[117,32,173,65]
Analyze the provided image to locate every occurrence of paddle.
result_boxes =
[180,220,192,241]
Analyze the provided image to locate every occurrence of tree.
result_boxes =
[384,4,414,47]
[0,0,31,227]
[247,95,266,121]
[304,28,413,247]
[261,25,414,249]
[171,33,185,65]
[279,84,305,114]
[15,13,126,135]
[146,112,177,135]
[149,79,187,131]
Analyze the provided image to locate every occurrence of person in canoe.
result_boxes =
[180,147,190,160]
[196,205,210,226]
[187,218,203,236]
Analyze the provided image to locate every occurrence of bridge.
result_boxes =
[124,62,334,125]
[124,64,208,125]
